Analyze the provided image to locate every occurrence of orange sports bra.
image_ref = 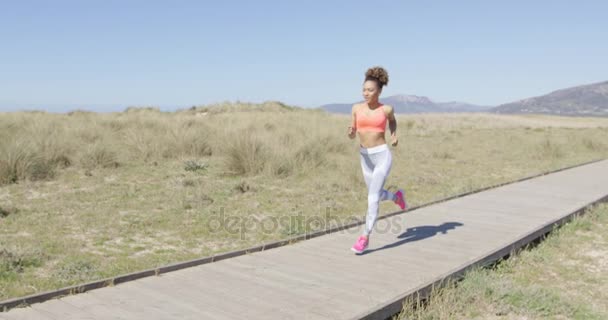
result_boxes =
[355,105,387,132]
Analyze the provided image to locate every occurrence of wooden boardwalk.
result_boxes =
[2,159,608,320]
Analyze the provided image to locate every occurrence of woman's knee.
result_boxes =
[367,193,380,204]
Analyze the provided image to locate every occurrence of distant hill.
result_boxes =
[321,95,491,114]
[491,81,608,116]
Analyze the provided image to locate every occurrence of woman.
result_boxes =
[348,66,407,254]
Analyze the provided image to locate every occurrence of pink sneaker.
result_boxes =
[395,189,407,211]
[351,235,369,254]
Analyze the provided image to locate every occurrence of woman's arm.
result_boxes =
[348,104,357,139]
[386,105,398,146]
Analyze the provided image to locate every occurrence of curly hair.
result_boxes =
[365,66,389,89]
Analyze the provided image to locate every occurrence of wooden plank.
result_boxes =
[139,268,306,319]
[0,306,56,320]
[30,299,96,320]
[57,292,138,320]
[213,246,435,308]
[191,261,376,319]
[133,276,251,319]
[85,282,228,320]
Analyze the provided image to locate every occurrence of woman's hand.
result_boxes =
[390,134,398,146]
[386,106,398,147]
[347,126,356,139]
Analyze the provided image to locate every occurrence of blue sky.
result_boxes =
[1,0,607,112]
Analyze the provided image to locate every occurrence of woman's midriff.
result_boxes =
[358,131,386,148]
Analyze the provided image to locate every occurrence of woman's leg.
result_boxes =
[360,152,374,191]
[360,152,396,202]
[363,149,393,236]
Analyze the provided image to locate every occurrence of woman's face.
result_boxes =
[362,80,381,103]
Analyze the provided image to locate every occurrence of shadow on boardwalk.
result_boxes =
[361,222,464,255]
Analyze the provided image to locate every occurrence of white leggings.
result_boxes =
[359,144,395,236]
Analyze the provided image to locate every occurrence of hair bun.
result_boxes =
[365,66,389,87]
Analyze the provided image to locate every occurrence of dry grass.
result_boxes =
[1,103,608,301]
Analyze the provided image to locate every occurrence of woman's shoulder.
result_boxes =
[381,104,393,114]
[352,103,364,113]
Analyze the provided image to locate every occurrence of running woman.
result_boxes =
[348,66,407,254]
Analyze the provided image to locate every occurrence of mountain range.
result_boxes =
[490,81,608,116]
[321,95,491,114]
[321,80,608,117]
